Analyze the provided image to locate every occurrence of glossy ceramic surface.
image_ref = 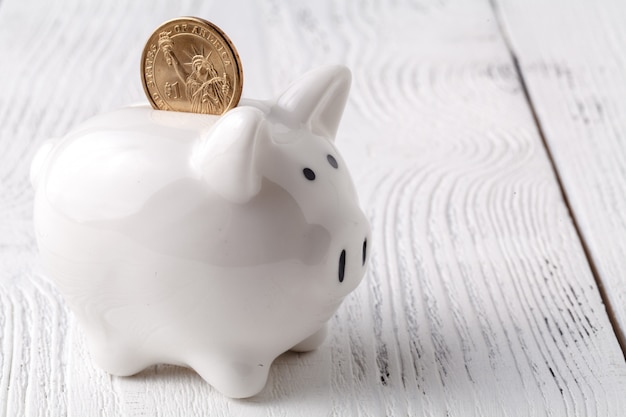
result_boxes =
[31,65,370,398]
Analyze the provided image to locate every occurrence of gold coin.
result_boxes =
[141,17,243,115]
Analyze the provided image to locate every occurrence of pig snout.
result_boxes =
[337,237,368,283]
[332,209,370,292]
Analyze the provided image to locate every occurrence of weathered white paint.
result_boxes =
[1,0,625,415]
[494,0,626,350]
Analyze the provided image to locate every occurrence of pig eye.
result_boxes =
[303,168,316,181]
[327,154,338,169]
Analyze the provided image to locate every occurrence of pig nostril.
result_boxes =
[362,239,367,265]
[338,250,346,283]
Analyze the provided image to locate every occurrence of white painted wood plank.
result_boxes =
[0,0,625,416]
[494,0,626,349]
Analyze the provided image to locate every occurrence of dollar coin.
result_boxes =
[141,17,243,115]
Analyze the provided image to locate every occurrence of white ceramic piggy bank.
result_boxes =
[31,65,370,398]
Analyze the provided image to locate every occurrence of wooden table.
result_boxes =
[1,0,625,415]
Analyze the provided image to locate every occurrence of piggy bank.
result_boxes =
[31,65,370,398]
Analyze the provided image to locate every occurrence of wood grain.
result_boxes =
[494,0,626,351]
[1,0,625,415]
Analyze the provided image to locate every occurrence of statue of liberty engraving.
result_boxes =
[158,31,231,114]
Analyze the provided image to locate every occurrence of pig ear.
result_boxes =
[272,65,351,141]
[194,107,267,204]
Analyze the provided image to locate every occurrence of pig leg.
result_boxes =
[290,323,328,352]
[191,355,272,398]
[83,328,153,377]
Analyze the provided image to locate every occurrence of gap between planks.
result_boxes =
[488,0,626,359]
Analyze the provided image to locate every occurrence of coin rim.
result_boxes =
[140,16,244,114]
